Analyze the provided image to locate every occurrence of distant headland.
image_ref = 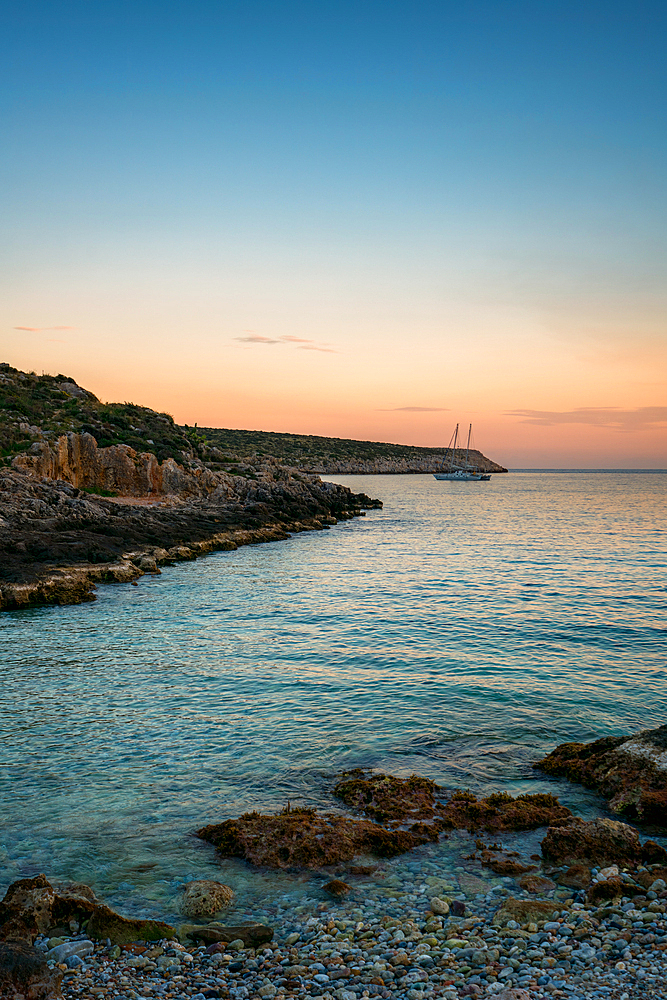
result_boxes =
[0,364,505,611]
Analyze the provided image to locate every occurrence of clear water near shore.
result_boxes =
[1,472,665,925]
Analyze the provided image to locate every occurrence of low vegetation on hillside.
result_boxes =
[0,364,503,473]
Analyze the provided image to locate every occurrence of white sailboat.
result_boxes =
[433,423,492,481]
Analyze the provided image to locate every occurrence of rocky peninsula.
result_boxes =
[0,363,509,611]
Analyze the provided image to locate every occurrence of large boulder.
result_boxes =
[541,818,643,866]
[0,940,63,999]
[535,725,667,828]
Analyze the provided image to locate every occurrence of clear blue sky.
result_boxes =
[2,0,666,465]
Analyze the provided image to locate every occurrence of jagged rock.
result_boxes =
[178,923,273,947]
[0,876,56,941]
[197,805,424,869]
[180,881,234,918]
[535,725,667,828]
[541,818,643,866]
[493,898,557,927]
[0,940,63,1000]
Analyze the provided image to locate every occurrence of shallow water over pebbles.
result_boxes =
[1,472,665,924]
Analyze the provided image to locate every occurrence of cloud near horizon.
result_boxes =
[507,406,667,431]
[377,406,450,412]
[234,334,336,352]
[15,325,74,332]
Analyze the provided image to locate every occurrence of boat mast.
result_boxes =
[450,423,459,471]
[465,424,471,469]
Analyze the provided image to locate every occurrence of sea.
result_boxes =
[1,471,666,924]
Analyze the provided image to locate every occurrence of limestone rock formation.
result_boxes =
[0,875,174,948]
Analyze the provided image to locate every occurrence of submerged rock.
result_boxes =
[535,724,667,828]
[333,771,441,823]
[180,880,234,918]
[197,805,424,868]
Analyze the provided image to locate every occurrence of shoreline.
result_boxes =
[0,468,381,613]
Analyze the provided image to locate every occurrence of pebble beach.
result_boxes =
[39,863,667,1000]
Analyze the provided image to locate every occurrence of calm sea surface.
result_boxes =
[1,472,666,920]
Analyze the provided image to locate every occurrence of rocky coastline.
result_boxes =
[2,749,667,1000]
[0,435,381,613]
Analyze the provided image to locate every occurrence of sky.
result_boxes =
[1,0,666,467]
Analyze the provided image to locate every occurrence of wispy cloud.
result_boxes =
[235,334,282,344]
[234,333,337,352]
[507,406,667,431]
[15,325,74,332]
[297,344,337,353]
[377,406,450,412]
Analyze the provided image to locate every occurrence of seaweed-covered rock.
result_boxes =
[333,771,440,823]
[535,726,667,828]
[197,805,424,868]
[0,940,63,1000]
[439,791,572,834]
[541,818,643,866]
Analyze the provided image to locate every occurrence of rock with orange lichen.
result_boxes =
[197,804,425,869]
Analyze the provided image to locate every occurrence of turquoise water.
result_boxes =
[1,472,665,921]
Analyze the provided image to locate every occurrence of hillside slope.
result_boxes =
[0,363,506,475]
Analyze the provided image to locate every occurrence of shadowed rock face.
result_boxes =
[0,940,63,1000]
[535,726,667,829]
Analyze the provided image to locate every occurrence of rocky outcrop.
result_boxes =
[304,449,507,475]
[197,805,426,869]
[438,790,572,834]
[0,875,175,948]
[0,465,381,611]
[535,726,667,828]
[12,432,219,497]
